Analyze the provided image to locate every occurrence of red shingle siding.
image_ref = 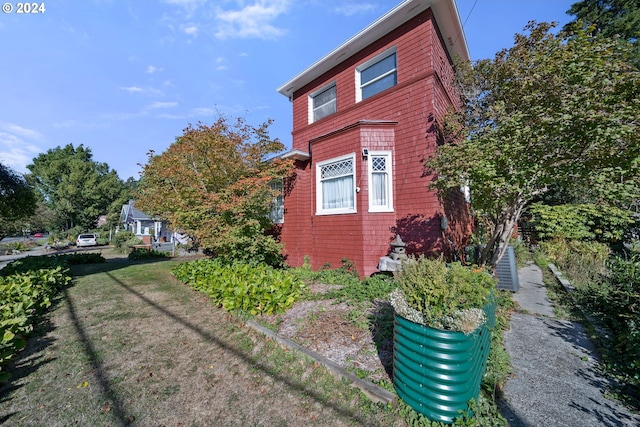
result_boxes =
[281,8,471,276]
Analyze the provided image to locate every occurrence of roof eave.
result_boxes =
[276,0,469,99]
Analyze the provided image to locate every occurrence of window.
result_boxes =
[368,152,393,212]
[309,83,336,123]
[268,179,284,223]
[356,49,397,101]
[316,154,356,215]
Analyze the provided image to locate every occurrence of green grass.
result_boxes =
[1,257,407,426]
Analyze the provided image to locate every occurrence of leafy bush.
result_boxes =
[391,256,496,333]
[1,253,105,277]
[539,238,610,288]
[112,231,142,254]
[529,203,635,244]
[576,255,640,392]
[0,263,72,382]
[172,259,305,315]
[209,223,286,268]
[128,248,168,260]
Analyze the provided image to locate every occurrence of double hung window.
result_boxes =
[368,152,393,212]
[357,49,397,101]
[316,154,356,215]
[309,83,336,123]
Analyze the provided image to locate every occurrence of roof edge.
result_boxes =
[277,0,469,99]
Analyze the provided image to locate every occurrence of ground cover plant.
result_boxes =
[127,248,167,260]
[0,252,104,383]
[0,257,407,426]
[172,258,305,315]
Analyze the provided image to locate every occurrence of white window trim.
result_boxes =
[269,179,284,224]
[316,153,357,215]
[368,151,394,212]
[308,81,336,124]
[355,47,397,102]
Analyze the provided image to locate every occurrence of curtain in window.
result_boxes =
[371,172,387,206]
[322,176,354,209]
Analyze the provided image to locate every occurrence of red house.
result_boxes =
[276,0,472,277]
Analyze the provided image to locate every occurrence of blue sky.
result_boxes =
[1,0,574,181]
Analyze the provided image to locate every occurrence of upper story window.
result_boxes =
[368,151,393,212]
[316,153,356,215]
[309,83,336,123]
[356,48,397,102]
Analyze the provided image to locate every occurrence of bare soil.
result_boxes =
[257,283,394,385]
[0,255,403,427]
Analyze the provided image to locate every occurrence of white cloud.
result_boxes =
[333,3,377,16]
[182,24,198,35]
[146,65,163,74]
[0,122,44,173]
[146,102,178,109]
[0,122,43,141]
[215,0,291,40]
[120,86,143,93]
[120,86,164,96]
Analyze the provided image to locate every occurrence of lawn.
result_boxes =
[0,257,404,426]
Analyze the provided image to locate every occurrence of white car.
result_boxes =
[76,233,98,247]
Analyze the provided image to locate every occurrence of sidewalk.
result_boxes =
[499,262,640,426]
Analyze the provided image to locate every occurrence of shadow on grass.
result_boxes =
[104,270,380,425]
[0,256,192,426]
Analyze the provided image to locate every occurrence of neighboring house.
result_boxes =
[276,0,473,277]
[119,200,172,244]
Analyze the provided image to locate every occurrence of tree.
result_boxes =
[26,144,126,231]
[564,0,640,67]
[0,163,36,239]
[136,116,292,266]
[427,22,640,267]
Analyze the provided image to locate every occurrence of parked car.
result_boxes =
[76,234,98,247]
[33,233,44,238]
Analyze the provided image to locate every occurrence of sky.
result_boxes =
[0,0,575,181]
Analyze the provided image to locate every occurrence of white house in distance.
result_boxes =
[119,200,172,244]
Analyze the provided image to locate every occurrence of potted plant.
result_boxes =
[389,255,497,424]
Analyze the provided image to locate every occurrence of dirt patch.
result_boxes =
[257,286,395,384]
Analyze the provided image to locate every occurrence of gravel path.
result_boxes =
[500,263,640,426]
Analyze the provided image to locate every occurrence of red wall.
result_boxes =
[280,9,470,276]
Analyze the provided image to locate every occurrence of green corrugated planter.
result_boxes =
[393,299,495,424]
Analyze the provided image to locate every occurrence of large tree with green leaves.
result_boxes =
[427,22,640,267]
[0,163,36,239]
[564,0,640,67]
[136,116,292,266]
[26,144,126,231]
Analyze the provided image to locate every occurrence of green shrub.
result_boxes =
[577,255,640,391]
[391,256,496,332]
[0,264,72,382]
[529,203,634,244]
[210,225,285,268]
[128,248,168,260]
[112,231,142,254]
[172,259,305,315]
[1,253,105,277]
[539,238,610,288]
